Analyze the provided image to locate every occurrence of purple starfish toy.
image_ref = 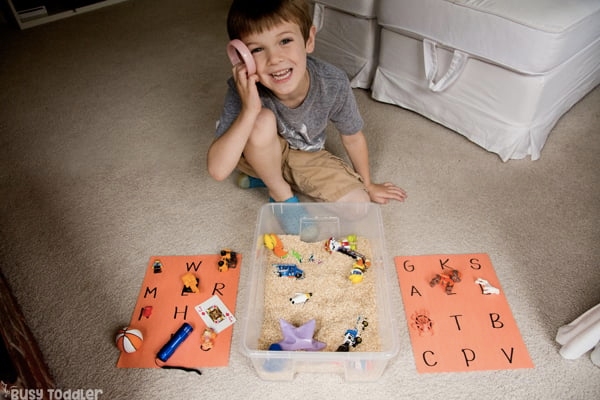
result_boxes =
[275,319,326,351]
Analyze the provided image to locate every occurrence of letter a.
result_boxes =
[410,285,422,297]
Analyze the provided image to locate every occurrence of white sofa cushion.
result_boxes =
[311,1,379,88]
[312,0,377,18]
[377,0,600,74]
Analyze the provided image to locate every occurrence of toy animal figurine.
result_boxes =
[290,249,302,263]
[474,278,500,295]
[290,292,312,304]
[264,233,288,258]
[429,269,461,294]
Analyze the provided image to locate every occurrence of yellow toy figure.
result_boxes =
[181,272,199,293]
[348,261,366,284]
[263,233,288,258]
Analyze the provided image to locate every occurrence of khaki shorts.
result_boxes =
[237,136,366,202]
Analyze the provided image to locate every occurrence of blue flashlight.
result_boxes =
[157,322,193,363]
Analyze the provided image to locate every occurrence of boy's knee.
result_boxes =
[256,107,276,126]
[248,108,278,146]
[337,188,370,203]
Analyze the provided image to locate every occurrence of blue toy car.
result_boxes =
[273,264,305,279]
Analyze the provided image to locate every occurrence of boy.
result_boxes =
[207,0,406,231]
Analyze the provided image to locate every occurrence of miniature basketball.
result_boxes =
[115,327,143,353]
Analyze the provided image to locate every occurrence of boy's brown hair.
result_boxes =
[227,0,313,42]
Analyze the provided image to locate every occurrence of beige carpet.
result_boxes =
[0,1,599,399]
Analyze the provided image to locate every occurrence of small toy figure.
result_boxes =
[411,310,434,336]
[181,272,199,293]
[218,249,238,272]
[308,254,322,264]
[153,259,163,273]
[290,249,302,263]
[325,237,371,269]
[200,327,217,351]
[264,233,288,258]
[475,278,500,295]
[429,269,461,294]
[336,316,368,352]
[273,264,305,279]
[290,292,312,304]
[348,261,367,284]
[139,306,153,320]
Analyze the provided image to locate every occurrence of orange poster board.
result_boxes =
[117,254,241,369]
[394,254,533,373]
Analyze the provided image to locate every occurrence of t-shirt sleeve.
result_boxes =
[329,78,364,135]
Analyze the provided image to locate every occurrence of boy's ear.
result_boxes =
[305,25,317,54]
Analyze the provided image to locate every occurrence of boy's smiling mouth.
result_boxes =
[271,68,293,81]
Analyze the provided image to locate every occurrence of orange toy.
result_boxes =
[263,233,288,258]
[181,272,199,293]
[116,327,144,353]
[200,328,217,351]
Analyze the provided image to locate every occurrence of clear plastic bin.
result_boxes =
[241,203,399,381]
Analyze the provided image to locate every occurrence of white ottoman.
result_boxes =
[371,0,600,161]
[311,0,379,88]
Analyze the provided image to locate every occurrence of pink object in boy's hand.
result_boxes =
[227,39,256,75]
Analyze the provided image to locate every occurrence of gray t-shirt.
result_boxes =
[215,56,363,152]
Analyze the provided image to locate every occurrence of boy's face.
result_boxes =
[242,21,316,107]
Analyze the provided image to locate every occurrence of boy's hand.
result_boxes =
[232,63,261,116]
[367,182,407,204]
